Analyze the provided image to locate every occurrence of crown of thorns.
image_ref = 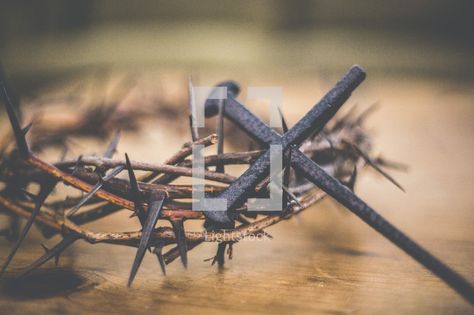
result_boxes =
[0,66,472,304]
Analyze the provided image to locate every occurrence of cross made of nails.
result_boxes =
[200,66,473,303]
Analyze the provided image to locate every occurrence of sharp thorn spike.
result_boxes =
[102,165,125,181]
[54,253,60,266]
[373,156,410,172]
[356,101,380,125]
[163,245,182,265]
[0,85,29,157]
[126,155,166,276]
[344,165,358,191]
[278,107,289,133]
[125,153,145,224]
[68,165,124,216]
[127,191,166,287]
[282,148,291,209]
[59,143,69,161]
[67,183,100,216]
[331,104,359,132]
[153,246,167,275]
[170,219,188,268]
[19,235,79,277]
[71,155,83,176]
[216,99,225,173]
[162,241,201,266]
[188,77,199,141]
[0,66,21,121]
[282,185,302,209]
[104,129,121,158]
[323,135,335,157]
[227,243,233,260]
[211,243,226,266]
[0,180,57,278]
[40,243,50,254]
[22,122,33,135]
[351,143,405,192]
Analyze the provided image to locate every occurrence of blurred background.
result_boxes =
[0,1,473,314]
[0,0,473,84]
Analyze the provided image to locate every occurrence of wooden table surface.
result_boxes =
[0,72,473,314]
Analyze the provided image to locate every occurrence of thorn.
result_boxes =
[170,218,188,268]
[227,243,233,260]
[126,156,166,275]
[71,155,83,176]
[373,156,409,172]
[153,246,167,275]
[343,165,357,191]
[215,99,225,173]
[103,129,121,158]
[40,243,50,253]
[188,77,199,141]
[40,243,61,266]
[356,102,380,125]
[331,104,359,132]
[0,179,57,278]
[125,153,145,224]
[211,243,226,266]
[19,235,79,277]
[0,84,29,157]
[127,190,166,287]
[59,143,69,161]
[68,164,125,216]
[54,252,61,266]
[282,147,291,210]
[278,107,289,133]
[22,122,33,135]
[263,232,273,239]
[282,185,303,209]
[323,135,335,157]
[0,66,21,121]
[350,143,405,192]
